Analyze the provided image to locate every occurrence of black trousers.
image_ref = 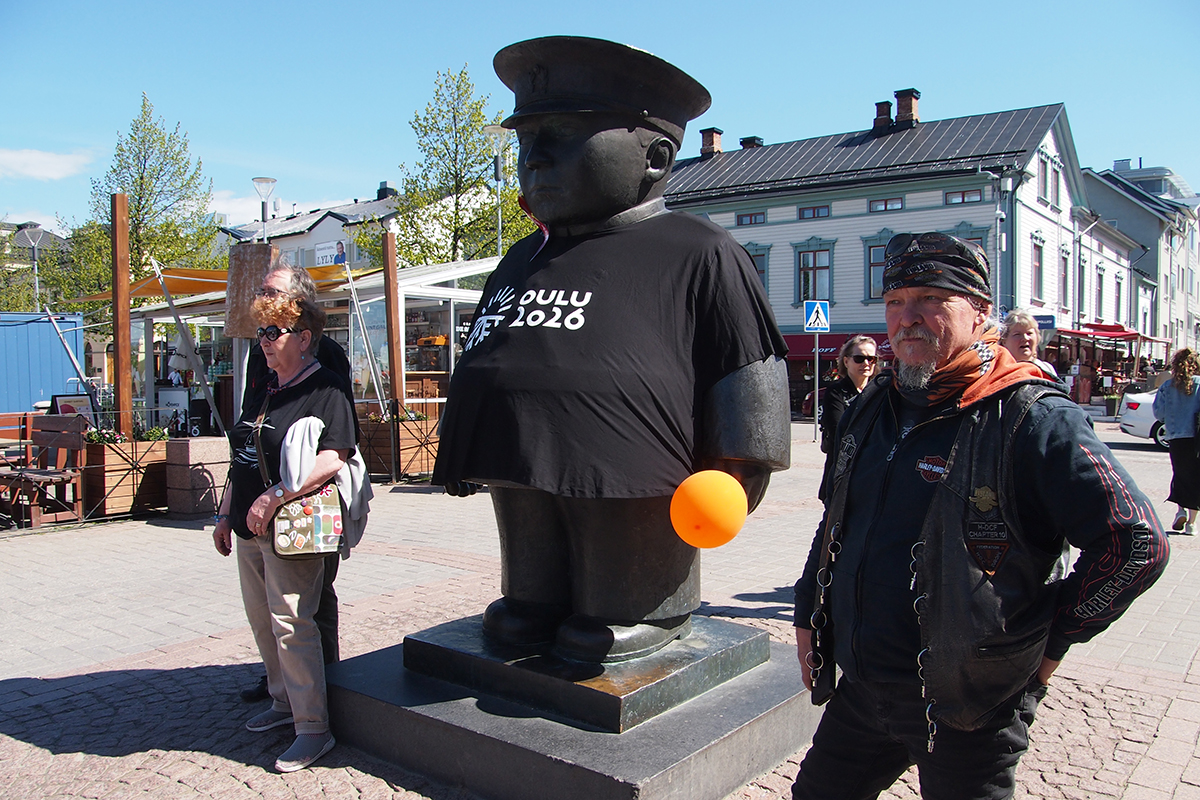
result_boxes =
[792,677,1046,800]
[314,552,339,664]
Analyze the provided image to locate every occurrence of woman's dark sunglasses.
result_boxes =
[256,326,294,341]
[849,354,878,364]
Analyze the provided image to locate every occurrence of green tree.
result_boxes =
[71,94,219,287]
[385,66,533,271]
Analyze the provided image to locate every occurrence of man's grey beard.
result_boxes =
[895,359,936,390]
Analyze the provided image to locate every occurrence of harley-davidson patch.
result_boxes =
[967,522,1009,574]
[915,455,947,483]
[970,486,998,513]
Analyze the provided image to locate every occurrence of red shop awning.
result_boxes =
[783,333,892,359]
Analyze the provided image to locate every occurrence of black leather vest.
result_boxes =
[826,376,1066,730]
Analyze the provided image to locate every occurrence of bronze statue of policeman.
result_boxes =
[433,36,790,663]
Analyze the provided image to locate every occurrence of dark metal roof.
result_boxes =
[666,104,1065,205]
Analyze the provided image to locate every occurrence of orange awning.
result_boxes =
[72,265,353,302]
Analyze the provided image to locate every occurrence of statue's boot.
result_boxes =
[553,613,692,663]
[482,597,570,647]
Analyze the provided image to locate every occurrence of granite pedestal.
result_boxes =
[327,618,818,800]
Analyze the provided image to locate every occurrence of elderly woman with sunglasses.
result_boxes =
[818,335,878,502]
[212,288,357,772]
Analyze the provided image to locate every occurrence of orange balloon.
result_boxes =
[670,470,748,548]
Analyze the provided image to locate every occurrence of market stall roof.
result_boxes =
[72,265,354,302]
[1055,322,1168,343]
[126,256,497,323]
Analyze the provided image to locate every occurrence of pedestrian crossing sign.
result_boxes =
[804,301,830,333]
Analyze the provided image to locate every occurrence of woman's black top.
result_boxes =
[226,366,356,540]
[818,376,862,502]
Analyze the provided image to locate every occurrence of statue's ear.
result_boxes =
[645,136,676,184]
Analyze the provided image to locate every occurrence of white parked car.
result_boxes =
[1118,389,1168,449]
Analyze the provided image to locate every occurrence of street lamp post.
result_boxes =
[252,177,277,243]
[18,224,45,313]
[483,125,508,258]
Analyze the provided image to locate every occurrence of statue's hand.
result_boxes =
[444,480,481,497]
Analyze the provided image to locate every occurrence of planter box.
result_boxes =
[83,441,168,516]
[166,437,230,519]
[359,416,440,478]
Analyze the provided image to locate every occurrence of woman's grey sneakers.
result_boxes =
[275,732,336,773]
[245,708,294,732]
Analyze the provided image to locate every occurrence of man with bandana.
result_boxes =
[433,37,790,664]
[791,232,1168,799]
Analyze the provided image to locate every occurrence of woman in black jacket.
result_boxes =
[818,335,878,501]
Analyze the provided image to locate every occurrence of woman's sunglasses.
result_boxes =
[849,354,878,364]
[256,326,294,341]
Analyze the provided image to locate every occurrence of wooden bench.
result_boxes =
[0,414,87,528]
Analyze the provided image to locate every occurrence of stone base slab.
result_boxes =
[326,639,818,800]
[402,614,769,732]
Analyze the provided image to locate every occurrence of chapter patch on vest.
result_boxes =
[834,434,857,479]
[967,522,1009,574]
[915,455,947,483]
[970,486,998,513]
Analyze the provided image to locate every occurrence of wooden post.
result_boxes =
[382,232,403,400]
[111,193,134,438]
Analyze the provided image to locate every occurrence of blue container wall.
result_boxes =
[0,313,86,413]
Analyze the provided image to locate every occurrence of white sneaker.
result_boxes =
[1173,509,1188,531]
[275,732,336,772]
[1186,524,1195,536]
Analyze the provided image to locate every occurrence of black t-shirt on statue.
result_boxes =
[433,211,787,499]
[227,366,356,540]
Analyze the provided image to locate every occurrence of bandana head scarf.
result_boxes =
[883,232,992,301]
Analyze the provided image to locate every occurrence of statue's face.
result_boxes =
[514,113,652,227]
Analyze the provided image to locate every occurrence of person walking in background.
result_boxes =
[1001,309,1059,378]
[1154,348,1200,535]
[817,335,877,502]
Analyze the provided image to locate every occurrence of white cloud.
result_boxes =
[0,149,92,181]
[209,190,354,226]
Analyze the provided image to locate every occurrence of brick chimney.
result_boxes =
[873,101,893,135]
[700,127,723,157]
[894,89,920,128]
[740,135,764,149]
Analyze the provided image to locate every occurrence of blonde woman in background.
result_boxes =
[1001,309,1058,378]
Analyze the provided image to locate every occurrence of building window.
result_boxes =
[1032,243,1044,300]
[1114,280,1123,323]
[1051,167,1061,207]
[1060,253,1069,307]
[1096,272,1104,319]
[799,205,830,220]
[868,245,886,299]
[861,229,894,303]
[744,242,772,292]
[793,236,836,305]
[1038,156,1049,200]
[945,189,983,205]
[736,211,765,226]
[796,249,830,301]
[869,197,903,213]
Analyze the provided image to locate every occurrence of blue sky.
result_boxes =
[3,0,1198,236]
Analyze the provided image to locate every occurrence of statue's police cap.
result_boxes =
[494,36,711,146]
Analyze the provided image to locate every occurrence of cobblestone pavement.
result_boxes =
[0,422,1194,799]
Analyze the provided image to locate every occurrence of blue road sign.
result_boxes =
[1034,314,1057,331]
[804,301,830,333]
